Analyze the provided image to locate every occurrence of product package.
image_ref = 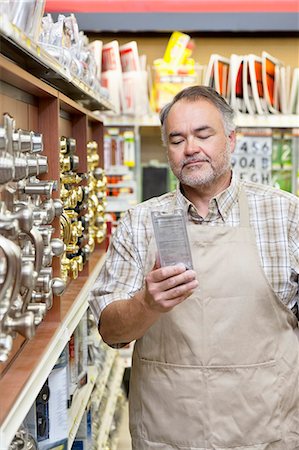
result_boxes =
[151,209,193,269]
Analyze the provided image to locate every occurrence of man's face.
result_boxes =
[165,99,235,188]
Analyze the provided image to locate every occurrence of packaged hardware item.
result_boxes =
[163,31,191,69]
[119,41,141,72]
[261,51,282,113]
[9,0,46,41]
[204,54,230,101]
[24,351,68,449]
[151,209,193,269]
[88,39,103,79]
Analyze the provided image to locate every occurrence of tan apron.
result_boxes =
[129,188,299,450]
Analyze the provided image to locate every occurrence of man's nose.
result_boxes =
[185,137,201,155]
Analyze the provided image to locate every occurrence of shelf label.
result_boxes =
[232,133,272,184]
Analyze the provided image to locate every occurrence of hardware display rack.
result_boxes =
[1,13,298,449]
[0,22,126,449]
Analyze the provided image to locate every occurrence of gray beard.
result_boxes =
[169,144,232,188]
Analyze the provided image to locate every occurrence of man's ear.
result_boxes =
[228,130,236,154]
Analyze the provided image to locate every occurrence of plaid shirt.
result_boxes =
[89,172,299,322]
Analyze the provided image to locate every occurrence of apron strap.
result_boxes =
[239,186,250,227]
[173,183,250,227]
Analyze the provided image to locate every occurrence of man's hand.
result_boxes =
[99,262,198,345]
[144,262,199,312]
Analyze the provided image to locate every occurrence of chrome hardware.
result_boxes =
[0,154,14,184]
[50,238,65,257]
[0,334,13,363]
[9,426,38,450]
[51,277,66,296]
[0,114,66,360]
[53,198,64,217]
[31,291,53,309]
[0,207,33,234]
[26,155,48,177]
[31,132,43,153]
[3,312,35,339]
[12,129,32,153]
[20,261,36,289]
[23,181,54,198]
[27,303,47,325]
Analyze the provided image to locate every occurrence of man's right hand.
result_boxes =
[99,263,198,345]
[144,262,199,312]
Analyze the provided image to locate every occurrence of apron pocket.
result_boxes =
[138,359,206,447]
[208,360,281,447]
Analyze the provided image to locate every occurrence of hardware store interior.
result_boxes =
[0,1,298,449]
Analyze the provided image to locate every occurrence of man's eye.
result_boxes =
[197,135,210,140]
[171,140,183,145]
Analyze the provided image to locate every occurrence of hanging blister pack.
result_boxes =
[151,209,193,269]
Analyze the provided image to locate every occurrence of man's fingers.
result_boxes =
[154,279,199,302]
[158,270,198,292]
[148,263,188,283]
[156,283,198,310]
[145,263,199,313]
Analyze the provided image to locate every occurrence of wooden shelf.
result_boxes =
[59,92,105,122]
[89,347,117,413]
[103,112,299,129]
[96,357,125,448]
[68,365,99,448]
[67,344,117,446]
[0,20,114,112]
[0,35,112,447]
[0,248,106,449]
[0,53,57,98]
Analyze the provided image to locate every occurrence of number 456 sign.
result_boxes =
[232,129,272,185]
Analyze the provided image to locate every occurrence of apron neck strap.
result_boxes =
[238,186,250,227]
[174,184,250,227]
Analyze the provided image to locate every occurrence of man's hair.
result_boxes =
[159,85,236,145]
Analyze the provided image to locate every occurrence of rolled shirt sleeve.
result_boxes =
[88,207,149,323]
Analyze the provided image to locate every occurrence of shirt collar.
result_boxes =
[175,171,241,222]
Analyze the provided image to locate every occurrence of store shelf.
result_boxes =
[103,113,299,129]
[106,196,137,212]
[105,392,127,450]
[0,249,106,450]
[90,349,117,413]
[103,114,161,127]
[234,113,299,129]
[107,181,136,188]
[0,17,114,112]
[68,365,99,448]
[68,348,121,448]
[106,205,131,213]
[105,165,133,176]
[96,357,125,448]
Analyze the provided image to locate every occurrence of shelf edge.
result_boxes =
[103,113,299,128]
[0,253,106,449]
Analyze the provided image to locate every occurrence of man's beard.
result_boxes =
[168,141,232,188]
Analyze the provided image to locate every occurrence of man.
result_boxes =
[89,86,299,449]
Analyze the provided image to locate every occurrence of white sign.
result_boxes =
[232,133,272,184]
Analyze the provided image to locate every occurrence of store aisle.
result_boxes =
[117,401,132,449]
